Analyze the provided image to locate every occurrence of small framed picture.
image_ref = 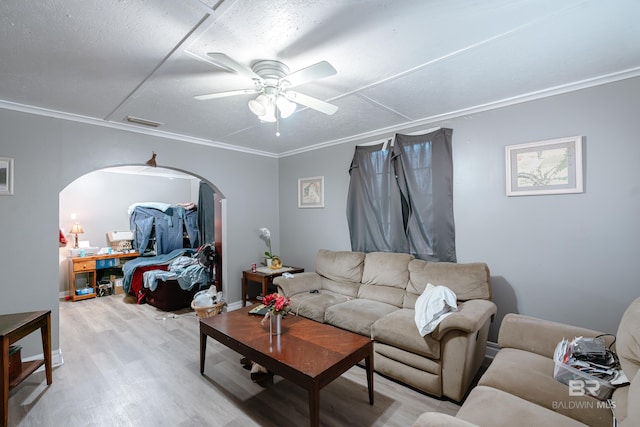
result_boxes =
[298,176,324,208]
[505,136,584,196]
[0,157,14,196]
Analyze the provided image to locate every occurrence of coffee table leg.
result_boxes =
[308,384,320,427]
[365,352,374,405]
[200,331,207,374]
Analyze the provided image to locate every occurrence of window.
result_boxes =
[347,128,456,261]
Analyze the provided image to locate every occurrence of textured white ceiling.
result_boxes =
[1,0,639,156]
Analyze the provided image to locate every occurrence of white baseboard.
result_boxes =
[226,300,243,311]
[22,348,64,370]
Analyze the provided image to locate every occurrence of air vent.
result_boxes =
[125,116,163,128]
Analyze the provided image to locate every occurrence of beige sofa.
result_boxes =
[273,249,497,402]
[413,296,640,427]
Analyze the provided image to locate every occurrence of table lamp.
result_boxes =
[70,223,84,248]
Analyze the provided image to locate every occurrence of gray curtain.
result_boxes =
[394,129,456,262]
[346,128,456,262]
[198,181,215,245]
[347,142,409,253]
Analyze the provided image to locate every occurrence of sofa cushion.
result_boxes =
[288,290,351,323]
[616,296,640,381]
[316,249,365,283]
[405,260,491,308]
[612,384,628,425]
[361,252,413,288]
[455,385,590,427]
[622,371,639,426]
[371,308,440,359]
[324,299,398,337]
[320,276,360,298]
[480,348,613,427]
[358,283,406,307]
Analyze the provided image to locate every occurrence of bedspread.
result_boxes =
[122,248,196,303]
[142,257,208,291]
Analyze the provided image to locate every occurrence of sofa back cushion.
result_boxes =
[321,277,360,298]
[361,252,413,288]
[358,284,407,307]
[616,296,640,381]
[404,260,491,308]
[357,252,413,307]
[316,249,365,283]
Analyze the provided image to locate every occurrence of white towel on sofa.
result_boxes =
[414,283,458,336]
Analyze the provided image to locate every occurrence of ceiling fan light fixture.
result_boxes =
[259,103,277,122]
[248,94,269,116]
[276,95,296,118]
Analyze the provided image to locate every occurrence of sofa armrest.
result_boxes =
[431,299,497,340]
[412,413,479,427]
[273,272,322,297]
[498,313,608,359]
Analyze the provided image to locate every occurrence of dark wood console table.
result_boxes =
[1,310,52,427]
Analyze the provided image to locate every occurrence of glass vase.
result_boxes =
[270,313,282,335]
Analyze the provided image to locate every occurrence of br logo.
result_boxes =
[568,379,601,397]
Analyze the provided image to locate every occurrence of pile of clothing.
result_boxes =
[142,255,209,291]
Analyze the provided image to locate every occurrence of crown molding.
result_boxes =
[278,67,640,157]
[1,67,638,160]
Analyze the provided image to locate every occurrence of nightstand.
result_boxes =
[241,266,304,307]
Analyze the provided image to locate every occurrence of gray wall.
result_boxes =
[0,112,280,356]
[279,77,640,341]
[58,169,199,294]
[1,77,638,357]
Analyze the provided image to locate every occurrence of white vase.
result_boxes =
[266,258,272,268]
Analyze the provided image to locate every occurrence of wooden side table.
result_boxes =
[1,310,52,427]
[241,266,304,307]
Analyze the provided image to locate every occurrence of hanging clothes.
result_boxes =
[198,181,216,245]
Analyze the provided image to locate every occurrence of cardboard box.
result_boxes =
[112,276,124,295]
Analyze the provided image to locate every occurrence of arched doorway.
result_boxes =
[58,165,223,303]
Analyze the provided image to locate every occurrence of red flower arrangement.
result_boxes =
[262,292,291,317]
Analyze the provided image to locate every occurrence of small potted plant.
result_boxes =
[259,227,281,268]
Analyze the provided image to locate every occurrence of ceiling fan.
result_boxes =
[194,53,339,122]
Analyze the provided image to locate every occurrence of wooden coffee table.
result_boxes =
[199,307,374,427]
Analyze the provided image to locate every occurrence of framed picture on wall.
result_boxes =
[505,136,584,196]
[0,157,14,195]
[298,176,324,208]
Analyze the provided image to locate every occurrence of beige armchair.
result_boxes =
[413,296,640,427]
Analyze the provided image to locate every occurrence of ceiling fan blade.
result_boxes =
[194,88,260,101]
[281,61,337,88]
[284,91,338,115]
[206,52,261,80]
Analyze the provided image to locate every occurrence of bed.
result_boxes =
[122,247,214,311]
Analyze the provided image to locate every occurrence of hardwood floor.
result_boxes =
[7,295,459,426]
